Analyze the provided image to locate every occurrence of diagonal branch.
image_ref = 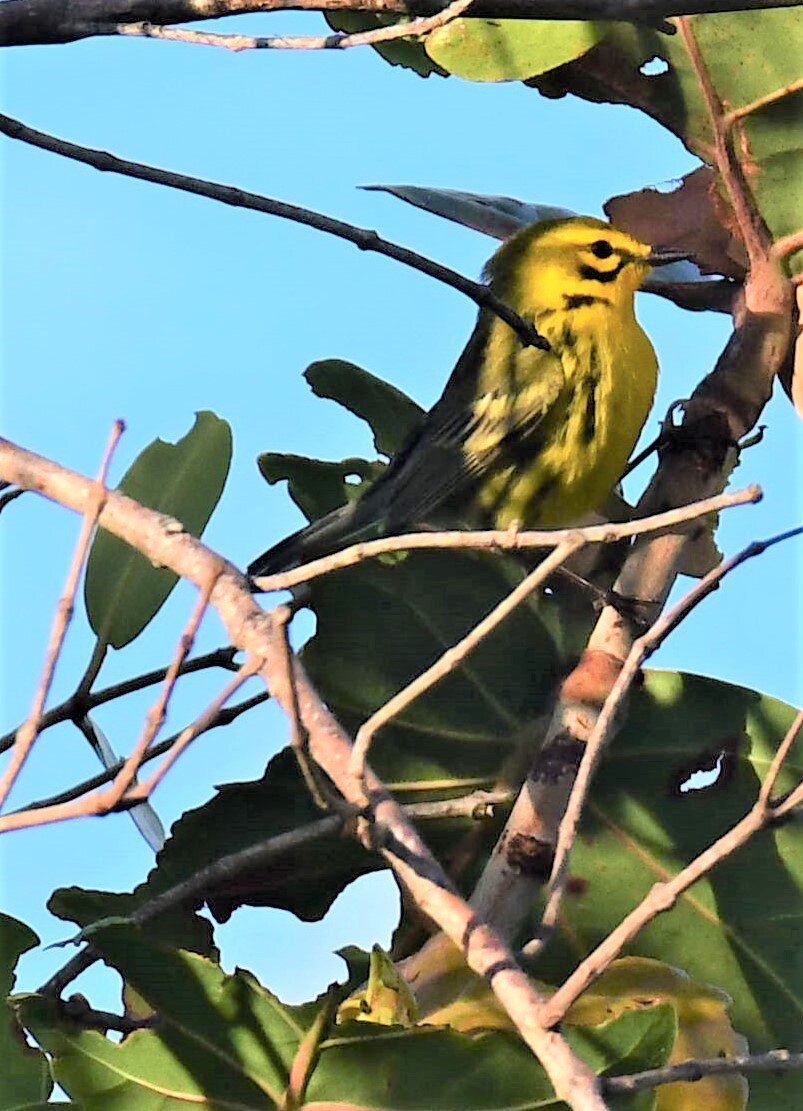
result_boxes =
[0,421,123,811]
[538,706,803,1027]
[0,113,547,353]
[0,435,607,1111]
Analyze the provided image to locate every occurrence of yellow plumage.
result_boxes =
[250,216,666,578]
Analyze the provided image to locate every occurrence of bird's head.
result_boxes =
[485,216,682,314]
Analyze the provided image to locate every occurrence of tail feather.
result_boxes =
[248,501,365,579]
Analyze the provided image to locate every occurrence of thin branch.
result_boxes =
[538,706,803,1028]
[2,0,800,48]
[0,646,240,756]
[0,573,231,832]
[678,17,770,266]
[15,692,269,813]
[349,537,584,781]
[273,605,346,813]
[528,524,803,956]
[0,113,547,354]
[0,421,123,811]
[95,572,221,808]
[0,437,608,1110]
[118,0,474,51]
[103,788,513,931]
[122,656,262,801]
[605,1049,803,1095]
[723,77,803,128]
[253,485,761,593]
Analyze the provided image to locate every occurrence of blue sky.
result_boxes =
[2,15,801,1010]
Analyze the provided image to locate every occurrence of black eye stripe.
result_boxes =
[590,239,614,259]
[579,259,626,284]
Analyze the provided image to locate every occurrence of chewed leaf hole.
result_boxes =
[668,736,741,797]
[344,473,363,485]
[640,55,669,76]
[680,752,725,793]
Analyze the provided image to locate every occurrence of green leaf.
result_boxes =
[425,19,606,83]
[84,411,232,650]
[325,11,447,77]
[20,926,317,1111]
[308,1006,671,1109]
[257,453,384,521]
[304,359,425,458]
[532,11,803,273]
[541,671,803,1109]
[0,914,52,1110]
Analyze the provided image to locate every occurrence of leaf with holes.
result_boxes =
[537,670,803,1110]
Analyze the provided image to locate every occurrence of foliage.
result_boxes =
[2,4,802,1111]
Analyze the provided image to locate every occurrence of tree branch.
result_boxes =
[0,113,548,354]
[604,1049,803,1095]
[0,435,606,1111]
[1,0,799,48]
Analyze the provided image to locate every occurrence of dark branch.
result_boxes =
[12,691,270,812]
[1,0,799,48]
[0,646,240,755]
[0,113,548,352]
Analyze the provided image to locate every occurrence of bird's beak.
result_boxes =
[645,247,692,266]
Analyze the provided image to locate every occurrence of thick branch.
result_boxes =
[0,436,606,1111]
[1,0,799,47]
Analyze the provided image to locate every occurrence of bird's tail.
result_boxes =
[248,501,367,581]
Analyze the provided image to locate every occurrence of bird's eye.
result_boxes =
[590,240,614,259]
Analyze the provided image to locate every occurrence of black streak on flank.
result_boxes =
[564,294,604,309]
[582,347,601,445]
[579,258,626,284]
[560,322,576,350]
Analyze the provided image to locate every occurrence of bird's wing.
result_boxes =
[354,319,567,531]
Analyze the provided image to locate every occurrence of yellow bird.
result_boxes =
[250,216,679,579]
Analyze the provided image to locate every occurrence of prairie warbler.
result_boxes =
[250,217,679,580]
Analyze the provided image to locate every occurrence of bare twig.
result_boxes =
[252,485,761,593]
[95,571,221,808]
[0,113,547,354]
[273,605,347,813]
[123,656,262,801]
[1,437,606,1111]
[604,1049,803,1095]
[15,692,269,813]
[528,524,803,956]
[0,573,232,832]
[0,646,240,756]
[0,421,123,811]
[91,788,512,933]
[118,0,474,51]
[349,537,584,781]
[538,707,803,1028]
[2,0,800,49]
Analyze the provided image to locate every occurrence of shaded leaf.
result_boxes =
[532,12,803,274]
[257,452,383,521]
[84,411,232,650]
[425,19,605,83]
[325,11,446,77]
[20,927,316,1111]
[540,671,803,1109]
[604,168,747,280]
[0,915,52,1110]
[304,359,425,458]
